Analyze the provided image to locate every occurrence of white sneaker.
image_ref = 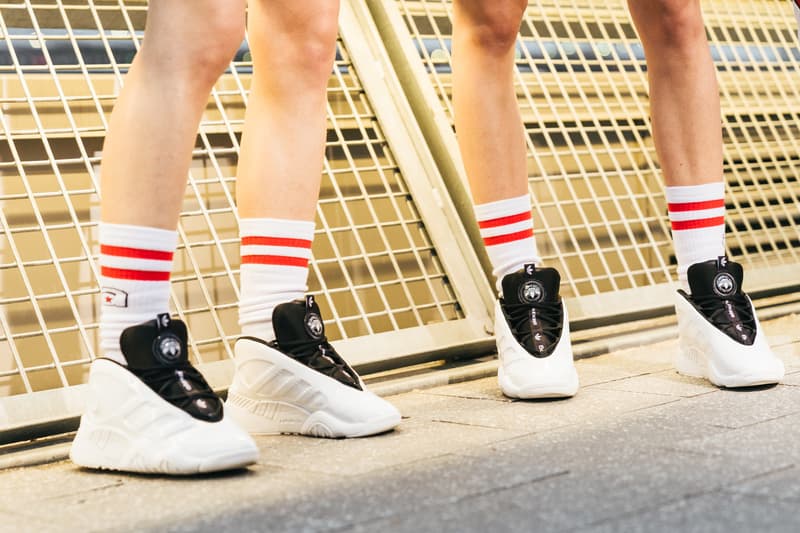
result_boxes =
[675,257,784,388]
[70,314,259,474]
[225,296,401,438]
[495,264,579,399]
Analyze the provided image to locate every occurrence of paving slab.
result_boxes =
[633,384,800,430]
[781,370,800,386]
[160,452,568,533]
[252,412,526,477]
[592,369,716,398]
[669,411,800,461]
[580,491,800,533]
[417,386,680,434]
[574,349,672,387]
[344,446,792,533]
[725,465,800,502]
[416,376,512,402]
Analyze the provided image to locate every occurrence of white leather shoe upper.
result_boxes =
[675,293,784,387]
[226,338,400,437]
[496,299,579,398]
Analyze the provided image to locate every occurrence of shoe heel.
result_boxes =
[69,421,125,471]
[674,347,706,379]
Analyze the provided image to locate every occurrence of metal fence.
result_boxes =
[0,0,493,438]
[2,0,800,440]
[370,0,800,320]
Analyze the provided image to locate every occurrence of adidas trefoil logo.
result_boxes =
[519,280,545,303]
[153,333,182,364]
[713,272,736,296]
[305,313,324,339]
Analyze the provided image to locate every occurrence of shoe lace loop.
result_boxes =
[502,300,562,354]
[693,292,755,340]
[137,364,219,411]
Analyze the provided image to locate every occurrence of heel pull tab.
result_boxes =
[156,313,171,331]
[524,263,536,277]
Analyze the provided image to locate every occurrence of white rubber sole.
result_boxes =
[70,422,258,475]
[225,396,400,438]
[498,367,579,399]
[675,348,782,389]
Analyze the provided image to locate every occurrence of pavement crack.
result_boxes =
[628,398,683,413]
[420,391,511,403]
[430,418,504,430]
[723,411,800,431]
[43,479,126,502]
[449,469,571,503]
[720,464,800,502]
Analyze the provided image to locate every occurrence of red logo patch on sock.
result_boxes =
[101,287,128,308]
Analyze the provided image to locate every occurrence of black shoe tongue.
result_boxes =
[501,265,562,357]
[273,295,326,345]
[687,257,744,298]
[120,313,189,370]
[502,265,561,305]
[119,314,222,422]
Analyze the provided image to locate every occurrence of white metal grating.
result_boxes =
[0,0,484,403]
[388,0,800,298]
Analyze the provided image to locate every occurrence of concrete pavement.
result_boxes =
[1,311,799,533]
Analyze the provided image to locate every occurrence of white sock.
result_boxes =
[666,182,726,291]
[99,223,177,365]
[474,194,541,295]
[239,218,314,341]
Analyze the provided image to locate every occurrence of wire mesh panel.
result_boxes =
[0,0,491,418]
[383,0,800,299]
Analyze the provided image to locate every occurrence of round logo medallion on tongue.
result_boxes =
[305,312,324,339]
[152,333,182,364]
[519,280,545,303]
[713,272,737,296]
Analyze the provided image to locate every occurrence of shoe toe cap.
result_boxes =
[172,417,259,469]
[337,390,400,424]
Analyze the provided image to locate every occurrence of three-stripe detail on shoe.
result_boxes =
[100,244,174,281]
[241,235,312,268]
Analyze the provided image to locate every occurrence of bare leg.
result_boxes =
[236,0,340,220]
[101,0,245,228]
[627,0,723,186]
[451,0,529,203]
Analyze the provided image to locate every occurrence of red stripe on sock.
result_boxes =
[482,228,534,246]
[241,236,313,249]
[478,211,532,229]
[667,199,725,212]
[671,217,725,231]
[101,266,171,281]
[100,245,174,261]
[241,255,310,267]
